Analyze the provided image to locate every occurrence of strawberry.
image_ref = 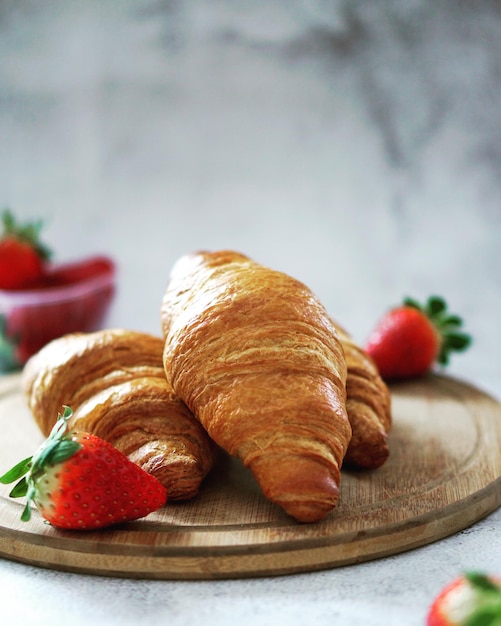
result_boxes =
[427,572,501,626]
[41,256,115,287]
[0,255,116,371]
[0,406,167,530]
[0,209,51,290]
[365,295,471,380]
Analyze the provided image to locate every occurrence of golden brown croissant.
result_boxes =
[161,250,352,523]
[334,324,391,469]
[21,328,217,501]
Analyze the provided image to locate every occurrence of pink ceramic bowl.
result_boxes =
[0,256,116,371]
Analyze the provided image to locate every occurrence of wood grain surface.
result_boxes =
[0,373,500,580]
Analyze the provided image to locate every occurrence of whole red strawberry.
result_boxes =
[365,295,471,380]
[0,407,167,530]
[0,209,52,290]
[427,572,501,626]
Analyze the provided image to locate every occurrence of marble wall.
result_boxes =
[1,0,500,395]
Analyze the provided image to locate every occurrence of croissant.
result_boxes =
[161,250,352,523]
[334,324,392,469]
[21,328,217,501]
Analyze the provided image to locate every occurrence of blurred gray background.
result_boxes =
[1,0,500,396]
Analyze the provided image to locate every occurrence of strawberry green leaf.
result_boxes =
[463,573,501,626]
[0,456,32,484]
[466,572,501,593]
[46,439,82,466]
[437,350,450,366]
[439,314,464,328]
[465,606,501,626]
[30,406,78,471]
[9,476,28,498]
[402,295,472,369]
[403,297,423,311]
[2,405,86,526]
[32,436,80,472]
[426,295,447,316]
[20,501,32,523]
[439,332,472,364]
[444,331,472,351]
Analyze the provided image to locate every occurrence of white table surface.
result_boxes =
[0,1,500,623]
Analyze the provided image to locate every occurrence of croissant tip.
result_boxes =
[249,455,341,523]
[282,501,337,524]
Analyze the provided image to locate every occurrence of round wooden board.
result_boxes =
[0,373,500,580]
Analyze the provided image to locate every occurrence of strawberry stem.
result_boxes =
[30,407,81,477]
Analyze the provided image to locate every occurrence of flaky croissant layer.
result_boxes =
[161,250,352,522]
[22,329,217,501]
[334,324,392,470]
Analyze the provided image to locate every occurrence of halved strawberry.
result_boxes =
[0,407,167,530]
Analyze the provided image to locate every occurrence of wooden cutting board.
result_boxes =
[0,373,500,580]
